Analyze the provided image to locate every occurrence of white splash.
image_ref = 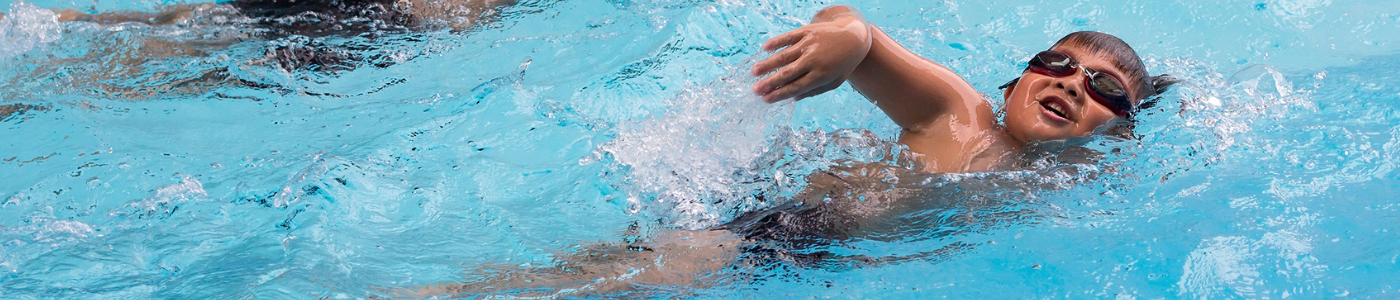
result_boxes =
[132,175,208,212]
[0,1,63,59]
[599,67,795,229]
[24,218,95,244]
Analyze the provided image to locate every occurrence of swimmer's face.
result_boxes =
[1002,45,1139,143]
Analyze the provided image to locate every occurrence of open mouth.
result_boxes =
[1040,97,1072,122]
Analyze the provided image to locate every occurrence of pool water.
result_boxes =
[2,0,1399,298]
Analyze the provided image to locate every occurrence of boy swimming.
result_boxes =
[752,5,1172,173]
[10,1,1175,296]
[408,4,1176,298]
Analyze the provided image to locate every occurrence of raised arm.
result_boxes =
[752,5,982,133]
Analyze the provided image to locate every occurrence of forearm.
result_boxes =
[845,20,981,132]
[754,4,972,106]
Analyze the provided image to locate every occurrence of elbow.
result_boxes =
[813,5,862,23]
[822,4,857,12]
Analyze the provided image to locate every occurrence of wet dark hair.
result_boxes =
[1051,31,1176,101]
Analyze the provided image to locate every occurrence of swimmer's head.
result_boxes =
[1000,31,1176,144]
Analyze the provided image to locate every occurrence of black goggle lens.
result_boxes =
[1029,51,1076,76]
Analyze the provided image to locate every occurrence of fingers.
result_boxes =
[762,29,805,51]
[754,59,809,96]
[763,72,822,103]
[751,45,803,76]
[795,78,844,100]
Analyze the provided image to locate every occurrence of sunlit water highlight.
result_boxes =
[1,0,1399,298]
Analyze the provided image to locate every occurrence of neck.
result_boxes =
[969,129,1029,172]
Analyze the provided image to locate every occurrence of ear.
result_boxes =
[1001,79,1017,101]
[1002,79,1013,100]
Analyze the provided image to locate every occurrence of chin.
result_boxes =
[1004,109,1074,143]
[1003,107,1044,142]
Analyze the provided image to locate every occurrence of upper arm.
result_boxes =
[846,25,984,133]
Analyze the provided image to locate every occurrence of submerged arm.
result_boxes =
[10,5,203,25]
[65,5,203,26]
[752,5,982,133]
[398,229,743,298]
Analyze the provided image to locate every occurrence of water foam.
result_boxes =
[599,64,794,229]
[0,1,62,60]
[596,58,926,229]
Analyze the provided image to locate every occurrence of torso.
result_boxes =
[900,97,1019,173]
[720,98,1025,250]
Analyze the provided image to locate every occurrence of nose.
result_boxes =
[1053,72,1087,102]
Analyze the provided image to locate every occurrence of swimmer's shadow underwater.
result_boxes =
[0,0,519,101]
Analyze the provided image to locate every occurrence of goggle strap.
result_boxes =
[998,78,1019,90]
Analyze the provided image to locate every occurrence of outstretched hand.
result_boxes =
[751,13,871,103]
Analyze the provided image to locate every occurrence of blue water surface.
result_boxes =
[1,0,1399,298]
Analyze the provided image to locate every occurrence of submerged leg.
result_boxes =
[398,229,745,298]
[51,4,210,26]
[402,0,518,30]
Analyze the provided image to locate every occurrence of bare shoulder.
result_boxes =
[963,91,1000,129]
[895,89,1007,172]
[911,86,997,132]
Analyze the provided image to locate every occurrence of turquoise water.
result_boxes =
[2,0,1399,298]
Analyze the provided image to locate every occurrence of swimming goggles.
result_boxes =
[1017,50,1135,118]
